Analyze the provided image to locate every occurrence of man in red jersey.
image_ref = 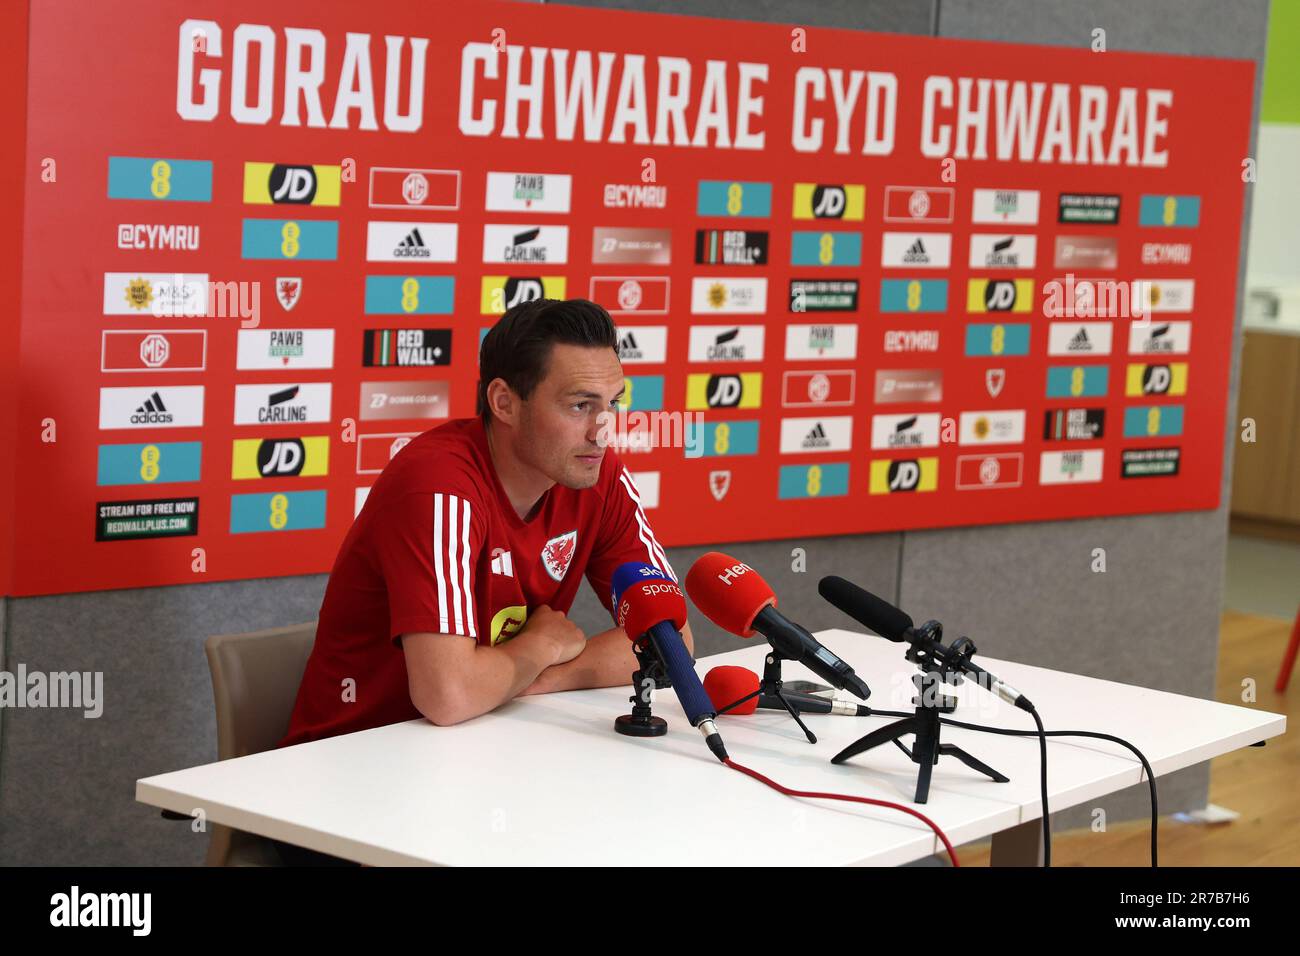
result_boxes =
[280,298,690,751]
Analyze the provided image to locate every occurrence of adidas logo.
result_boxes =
[803,422,830,448]
[394,228,430,258]
[129,391,173,425]
[490,549,514,577]
[902,238,929,263]
[137,392,166,413]
[1068,328,1092,351]
[617,332,641,359]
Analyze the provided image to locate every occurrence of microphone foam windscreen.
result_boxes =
[614,575,688,641]
[611,561,666,606]
[817,575,913,641]
[703,665,759,714]
[683,552,775,638]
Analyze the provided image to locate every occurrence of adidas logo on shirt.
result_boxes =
[490,548,514,577]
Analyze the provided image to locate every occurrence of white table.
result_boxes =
[137,629,1286,866]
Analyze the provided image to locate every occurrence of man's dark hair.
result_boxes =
[477,298,619,426]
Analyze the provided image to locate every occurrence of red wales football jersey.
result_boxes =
[279,417,674,747]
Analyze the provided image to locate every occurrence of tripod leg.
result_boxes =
[912,727,937,804]
[831,716,923,764]
[774,689,817,744]
[938,745,1011,783]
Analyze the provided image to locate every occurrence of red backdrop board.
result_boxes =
[9,0,1254,595]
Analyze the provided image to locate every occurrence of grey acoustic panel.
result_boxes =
[914,0,1270,826]
[936,0,1269,57]
[554,0,936,33]
[0,576,328,866]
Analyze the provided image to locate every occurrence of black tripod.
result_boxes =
[830,621,1008,803]
[715,649,818,744]
[615,636,671,737]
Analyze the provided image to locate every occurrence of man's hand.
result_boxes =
[520,604,586,666]
[518,621,694,696]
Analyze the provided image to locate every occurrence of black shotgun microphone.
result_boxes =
[818,575,913,641]
[818,576,1035,713]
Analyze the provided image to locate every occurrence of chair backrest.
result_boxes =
[204,621,317,761]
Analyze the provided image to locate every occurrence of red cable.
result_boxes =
[723,757,961,867]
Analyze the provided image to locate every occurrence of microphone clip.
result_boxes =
[904,620,978,686]
[614,635,672,738]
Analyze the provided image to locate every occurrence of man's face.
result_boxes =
[513,343,624,489]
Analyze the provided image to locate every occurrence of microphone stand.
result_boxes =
[716,648,818,744]
[615,637,670,737]
[830,620,1009,803]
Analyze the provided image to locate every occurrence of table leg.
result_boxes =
[989,819,1045,867]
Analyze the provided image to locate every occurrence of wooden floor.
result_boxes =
[957,610,1298,866]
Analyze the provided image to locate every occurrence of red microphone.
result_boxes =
[686,552,871,701]
[684,551,774,638]
[703,665,760,714]
[704,665,872,717]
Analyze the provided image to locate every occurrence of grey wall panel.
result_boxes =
[556,0,936,32]
[915,0,1269,829]
[0,577,327,866]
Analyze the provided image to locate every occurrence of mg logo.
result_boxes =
[617,280,643,310]
[807,373,830,402]
[402,172,428,204]
[909,190,931,218]
[139,334,170,368]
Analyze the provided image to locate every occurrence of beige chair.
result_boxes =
[202,620,317,866]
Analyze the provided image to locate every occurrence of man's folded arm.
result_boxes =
[401,630,555,725]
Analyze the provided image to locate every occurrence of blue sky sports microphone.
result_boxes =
[612,562,728,762]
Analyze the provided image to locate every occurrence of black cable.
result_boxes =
[863,704,1158,867]
[941,716,1158,868]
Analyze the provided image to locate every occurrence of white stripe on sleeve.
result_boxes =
[432,493,449,631]
[460,498,476,637]
[618,469,676,582]
[447,495,465,635]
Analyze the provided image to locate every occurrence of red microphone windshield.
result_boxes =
[614,578,688,641]
[703,665,759,715]
[684,552,777,638]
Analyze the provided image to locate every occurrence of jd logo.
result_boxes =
[269,165,317,204]
[889,460,921,491]
[504,277,544,308]
[707,375,743,407]
[257,439,305,476]
[984,281,1018,311]
[1143,365,1172,394]
[812,185,846,218]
